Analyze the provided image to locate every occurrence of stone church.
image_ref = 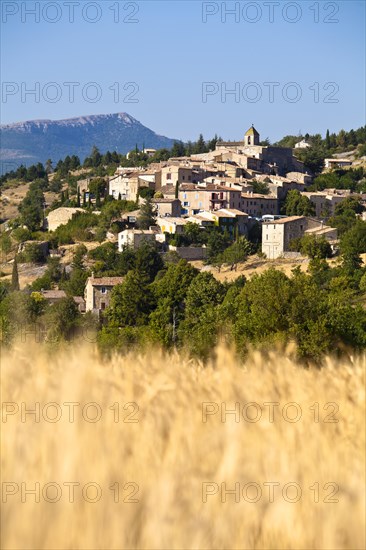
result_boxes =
[215,125,306,176]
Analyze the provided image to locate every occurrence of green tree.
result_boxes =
[206,229,231,264]
[180,272,225,359]
[137,198,156,229]
[0,232,12,260]
[339,221,366,274]
[295,147,325,174]
[221,237,252,270]
[299,235,332,259]
[251,180,270,195]
[325,129,331,150]
[135,241,164,282]
[18,182,45,231]
[283,190,316,217]
[234,269,291,350]
[44,297,80,343]
[107,271,153,327]
[149,260,199,347]
[11,256,20,291]
[194,134,207,154]
[329,197,364,235]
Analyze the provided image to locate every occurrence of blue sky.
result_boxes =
[1,0,365,142]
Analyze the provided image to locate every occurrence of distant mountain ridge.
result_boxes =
[0,112,179,167]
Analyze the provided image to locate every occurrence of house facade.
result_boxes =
[156,217,188,235]
[151,198,181,217]
[160,166,198,188]
[188,209,249,236]
[85,276,124,313]
[240,193,279,217]
[108,172,139,201]
[262,216,337,259]
[324,158,353,169]
[118,229,157,251]
[301,189,352,218]
[179,184,242,215]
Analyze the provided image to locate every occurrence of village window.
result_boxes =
[167,173,172,180]
[101,302,106,310]
[101,287,106,294]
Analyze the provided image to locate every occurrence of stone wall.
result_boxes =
[168,245,207,261]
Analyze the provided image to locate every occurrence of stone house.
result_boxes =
[40,289,67,304]
[240,193,279,217]
[179,184,242,216]
[262,216,337,259]
[118,229,157,251]
[156,217,188,235]
[108,172,140,201]
[324,158,353,169]
[301,189,353,218]
[108,170,158,201]
[188,209,248,237]
[160,165,196,188]
[85,276,124,313]
[151,198,181,217]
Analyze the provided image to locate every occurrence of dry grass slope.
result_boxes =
[1,344,365,549]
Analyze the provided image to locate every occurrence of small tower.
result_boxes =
[244,124,260,146]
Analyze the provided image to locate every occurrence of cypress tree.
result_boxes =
[326,129,331,150]
[11,256,20,291]
[96,189,101,208]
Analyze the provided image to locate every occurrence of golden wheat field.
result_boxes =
[1,343,365,550]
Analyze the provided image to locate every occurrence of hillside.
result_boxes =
[0,112,179,167]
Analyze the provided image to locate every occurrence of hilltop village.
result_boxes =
[1,124,366,360]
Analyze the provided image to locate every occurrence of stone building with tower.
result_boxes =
[215,125,306,176]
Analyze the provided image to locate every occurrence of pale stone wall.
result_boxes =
[168,245,207,260]
[118,230,156,251]
[152,199,181,217]
[46,208,84,231]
